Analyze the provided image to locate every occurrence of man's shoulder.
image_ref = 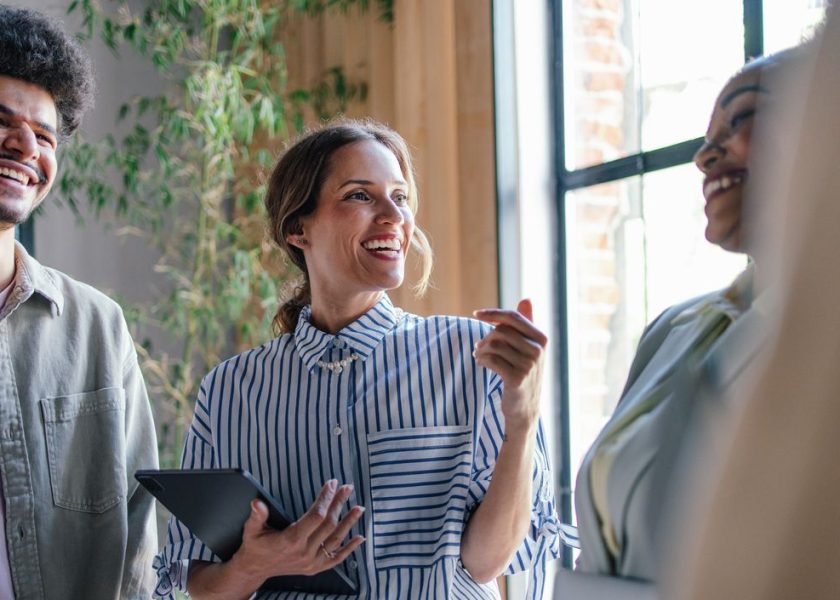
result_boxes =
[38,265,127,328]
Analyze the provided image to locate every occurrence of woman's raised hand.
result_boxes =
[473,299,547,435]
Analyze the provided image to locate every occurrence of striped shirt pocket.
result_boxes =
[367,425,473,569]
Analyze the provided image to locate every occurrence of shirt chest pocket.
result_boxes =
[40,388,128,513]
[367,425,473,569]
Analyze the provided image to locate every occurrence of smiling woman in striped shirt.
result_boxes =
[153,119,560,600]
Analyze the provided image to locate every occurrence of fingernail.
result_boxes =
[328,479,338,491]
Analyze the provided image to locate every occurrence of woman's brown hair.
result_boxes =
[266,118,434,334]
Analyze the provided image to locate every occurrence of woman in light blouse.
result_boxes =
[571,45,807,585]
[154,119,560,599]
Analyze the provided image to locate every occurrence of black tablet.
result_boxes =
[135,468,357,595]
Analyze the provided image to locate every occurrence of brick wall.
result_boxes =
[566,0,633,417]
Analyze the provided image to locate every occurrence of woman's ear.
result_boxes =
[286,234,308,250]
[286,220,308,249]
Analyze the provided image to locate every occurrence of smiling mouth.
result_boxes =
[0,165,34,186]
[361,237,403,257]
[704,172,745,200]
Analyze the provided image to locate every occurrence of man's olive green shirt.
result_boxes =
[0,242,158,599]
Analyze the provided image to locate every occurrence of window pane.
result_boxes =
[638,0,743,151]
[642,165,747,317]
[562,0,640,170]
[763,0,828,54]
[562,0,743,171]
[566,176,644,476]
[565,165,745,489]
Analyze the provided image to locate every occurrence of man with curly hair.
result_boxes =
[0,5,158,598]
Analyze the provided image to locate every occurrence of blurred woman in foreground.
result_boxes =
[572,45,807,583]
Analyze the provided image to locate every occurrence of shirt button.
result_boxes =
[349,560,358,570]
[333,426,342,436]
[332,338,344,348]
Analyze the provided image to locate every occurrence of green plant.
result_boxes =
[60,0,372,467]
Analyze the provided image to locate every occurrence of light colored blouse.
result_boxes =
[576,266,754,578]
[154,294,560,599]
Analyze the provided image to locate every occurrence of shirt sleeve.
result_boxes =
[120,331,160,599]
[153,377,220,599]
[469,380,562,600]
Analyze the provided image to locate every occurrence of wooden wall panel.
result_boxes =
[281,0,498,317]
[454,2,499,317]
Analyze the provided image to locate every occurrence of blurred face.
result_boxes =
[0,75,58,230]
[693,66,768,253]
[290,140,415,305]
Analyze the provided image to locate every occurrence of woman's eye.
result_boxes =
[393,193,408,205]
[730,109,756,130]
[346,191,369,201]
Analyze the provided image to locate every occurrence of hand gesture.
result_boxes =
[230,479,365,585]
[473,299,547,434]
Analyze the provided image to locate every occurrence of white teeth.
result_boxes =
[363,238,402,251]
[0,166,30,185]
[705,173,743,197]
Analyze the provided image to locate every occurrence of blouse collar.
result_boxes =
[293,294,403,372]
[673,264,755,326]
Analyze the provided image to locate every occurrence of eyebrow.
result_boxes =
[0,103,58,138]
[721,84,768,109]
[339,178,408,188]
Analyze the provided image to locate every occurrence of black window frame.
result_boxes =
[548,0,765,568]
[17,220,34,254]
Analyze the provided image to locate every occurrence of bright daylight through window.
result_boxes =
[555,0,827,531]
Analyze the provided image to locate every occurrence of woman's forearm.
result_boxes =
[460,421,537,583]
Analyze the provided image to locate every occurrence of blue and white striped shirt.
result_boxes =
[154,295,560,599]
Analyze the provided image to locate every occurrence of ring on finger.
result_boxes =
[320,542,336,560]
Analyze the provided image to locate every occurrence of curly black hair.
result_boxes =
[0,5,94,138]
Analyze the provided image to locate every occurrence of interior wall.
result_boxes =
[22,0,498,323]
[22,0,166,314]
[282,0,500,316]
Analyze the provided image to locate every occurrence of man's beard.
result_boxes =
[0,152,46,231]
[0,198,36,230]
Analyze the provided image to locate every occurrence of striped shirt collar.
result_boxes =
[294,293,402,372]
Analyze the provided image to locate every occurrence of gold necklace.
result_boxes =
[316,353,360,374]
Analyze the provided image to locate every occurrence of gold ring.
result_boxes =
[320,543,336,560]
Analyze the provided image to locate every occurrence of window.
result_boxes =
[16,218,34,253]
[552,0,828,561]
